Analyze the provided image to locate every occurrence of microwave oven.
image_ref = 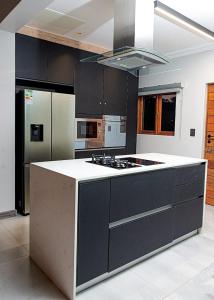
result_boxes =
[75,118,104,149]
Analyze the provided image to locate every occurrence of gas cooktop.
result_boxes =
[86,155,164,170]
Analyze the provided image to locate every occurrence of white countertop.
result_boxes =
[32,153,207,181]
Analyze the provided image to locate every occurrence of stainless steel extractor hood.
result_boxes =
[81,0,169,75]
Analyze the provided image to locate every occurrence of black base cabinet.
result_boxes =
[77,164,205,286]
[173,197,204,240]
[110,168,175,222]
[174,164,205,204]
[109,208,173,271]
[77,179,110,286]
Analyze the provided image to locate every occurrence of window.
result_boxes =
[137,93,176,136]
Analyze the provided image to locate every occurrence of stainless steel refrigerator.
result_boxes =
[16,89,75,215]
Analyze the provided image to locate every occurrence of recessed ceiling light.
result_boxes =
[154,0,214,41]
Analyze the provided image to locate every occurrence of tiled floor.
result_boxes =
[0,206,214,299]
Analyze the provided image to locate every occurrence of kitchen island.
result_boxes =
[30,153,207,300]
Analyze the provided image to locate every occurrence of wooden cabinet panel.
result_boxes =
[208,93,214,100]
[110,169,175,222]
[173,197,203,239]
[77,179,110,286]
[109,208,173,271]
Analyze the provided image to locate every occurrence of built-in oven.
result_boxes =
[103,115,126,148]
[75,118,104,150]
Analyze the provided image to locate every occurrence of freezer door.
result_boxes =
[52,93,75,160]
[25,90,52,163]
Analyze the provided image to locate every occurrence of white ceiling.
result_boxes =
[0,0,53,33]
[25,0,214,57]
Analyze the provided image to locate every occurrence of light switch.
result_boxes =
[190,128,196,137]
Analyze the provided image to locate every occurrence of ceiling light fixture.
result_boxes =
[154,0,214,41]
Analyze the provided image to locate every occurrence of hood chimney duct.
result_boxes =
[113,0,154,50]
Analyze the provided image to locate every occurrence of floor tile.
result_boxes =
[0,246,28,265]
[0,215,29,245]
[0,225,21,251]
[130,234,214,297]
[201,205,214,241]
[165,263,214,300]
[77,270,163,300]
[0,257,66,299]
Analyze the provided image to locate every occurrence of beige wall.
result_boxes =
[137,49,214,158]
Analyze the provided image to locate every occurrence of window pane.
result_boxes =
[161,94,176,132]
[143,95,156,131]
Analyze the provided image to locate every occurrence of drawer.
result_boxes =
[109,208,173,271]
[174,164,205,186]
[174,179,204,204]
[173,197,203,240]
[110,169,175,222]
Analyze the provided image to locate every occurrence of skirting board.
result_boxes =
[0,210,17,219]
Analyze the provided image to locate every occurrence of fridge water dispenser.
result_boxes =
[31,124,44,142]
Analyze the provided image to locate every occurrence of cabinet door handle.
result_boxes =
[99,101,102,105]
[104,101,107,105]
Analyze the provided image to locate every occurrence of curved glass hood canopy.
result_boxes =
[80,0,170,76]
[81,46,170,76]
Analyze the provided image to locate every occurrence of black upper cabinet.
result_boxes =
[16,34,48,81]
[16,34,135,137]
[47,42,77,86]
[103,67,128,116]
[75,50,128,117]
[16,34,76,86]
[75,50,104,116]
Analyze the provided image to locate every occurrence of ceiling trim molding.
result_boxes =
[166,43,214,59]
[18,26,110,54]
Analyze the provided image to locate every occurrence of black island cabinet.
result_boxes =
[77,163,205,286]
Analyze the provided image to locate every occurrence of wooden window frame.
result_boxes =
[137,93,176,136]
